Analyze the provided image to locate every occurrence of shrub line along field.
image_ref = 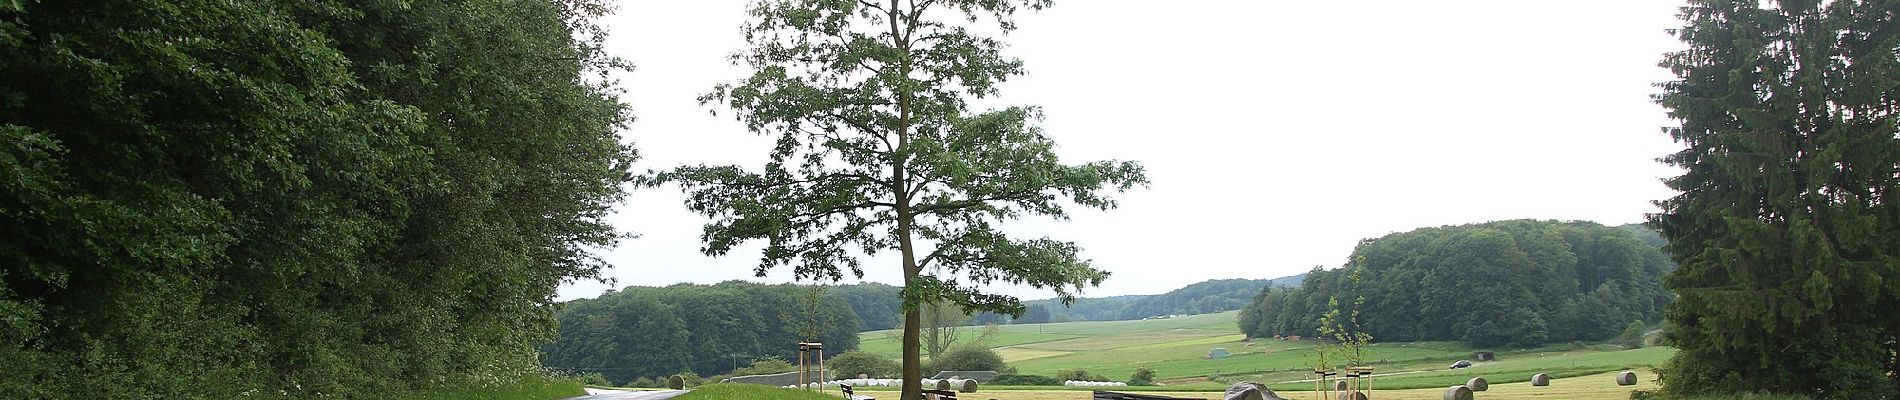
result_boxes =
[855,310,1674,393]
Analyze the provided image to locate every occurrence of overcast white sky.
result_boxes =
[555,0,1690,301]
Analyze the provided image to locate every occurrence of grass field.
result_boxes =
[854,310,1675,397]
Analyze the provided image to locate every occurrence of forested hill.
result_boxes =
[1022,276,1305,322]
[1240,220,1675,348]
[542,281,863,385]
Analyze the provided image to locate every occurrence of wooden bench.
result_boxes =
[1092,390,1205,400]
[922,388,958,400]
[840,384,875,400]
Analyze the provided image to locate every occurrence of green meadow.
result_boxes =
[856,310,1674,392]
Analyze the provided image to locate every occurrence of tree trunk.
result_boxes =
[901,285,922,400]
[896,186,920,399]
[889,1,918,398]
[898,205,922,400]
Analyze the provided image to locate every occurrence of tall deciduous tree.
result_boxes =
[646,1,1147,398]
[1651,0,1900,397]
[0,0,634,397]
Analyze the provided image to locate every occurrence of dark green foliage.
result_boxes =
[391,375,587,400]
[1621,320,1649,349]
[1650,0,1900,397]
[540,281,861,385]
[1026,277,1300,322]
[1053,369,1109,382]
[830,350,902,379]
[988,374,1061,386]
[1023,295,1147,322]
[1616,223,1670,249]
[858,277,1286,328]
[836,283,904,331]
[969,311,1011,325]
[733,358,797,377]
[579,373,612,387]
[1016,304,1055,324]
[1127,366,1156,386]
[1240,220,1675,348]
[0,0,632,397]
[926,344,1011,375]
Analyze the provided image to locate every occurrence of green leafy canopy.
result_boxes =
[642,0,1147,317]
[1650,0,1900,397]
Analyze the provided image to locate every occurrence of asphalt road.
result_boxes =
[559,388,689,400]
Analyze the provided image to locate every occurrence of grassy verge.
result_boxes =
[395,375,585,400]
[672,383,844,400]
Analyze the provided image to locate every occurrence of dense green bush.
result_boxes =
[578,373,612,387]
[1620,320,1647,349]
[1054,369,1109,382]
[541,282,862,383]
[0,0,634,397]
[928,344,1012,375]
[989,374,1062,386]
[732,358,796,377]
[829,351,901,379]
[1127,366,1156,386]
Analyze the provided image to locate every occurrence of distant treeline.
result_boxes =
[1016,277,1303,322]
[839,278,1305,332]
[545,276,1303,385]
[541,281,863,384]
[1240,220,1675,348]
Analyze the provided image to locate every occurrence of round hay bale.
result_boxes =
[1531,373,1551,386]
[1466,377,1488,391]
[1335,380,1350,391]
[858,373,870,379]
[1223,381,1275,400]
[666,375,685,390]
[1617,371,1637,386]
[957,378,978,393]
[1443,385,1473,400]
[1336,390,1368,400]
[936,379,951,390]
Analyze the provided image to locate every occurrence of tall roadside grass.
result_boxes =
[396,375,585,400]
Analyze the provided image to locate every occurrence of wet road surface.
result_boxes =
[559,388,688,400]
